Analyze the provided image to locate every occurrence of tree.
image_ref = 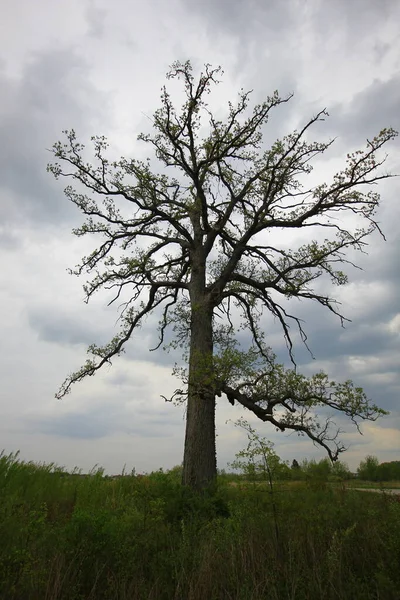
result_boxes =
[229,418,286,483]
[331,460,351,480]
[48,61,395,490]
[229,419,284,544]
[357,455,380,481]
[378,461,400,481]
[303,457,332,480]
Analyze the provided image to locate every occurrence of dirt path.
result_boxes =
[352,488,400,495]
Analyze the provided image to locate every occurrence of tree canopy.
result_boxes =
[48,61,396,489]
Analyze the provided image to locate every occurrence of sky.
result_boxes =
[0,0,399,475]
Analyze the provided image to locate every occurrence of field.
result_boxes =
[0,452,399,600]
[344,479,400,490]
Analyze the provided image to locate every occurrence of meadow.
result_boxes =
[0,451,399,600]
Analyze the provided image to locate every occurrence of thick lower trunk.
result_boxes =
[182,300,216,490]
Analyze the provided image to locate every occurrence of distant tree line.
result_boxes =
[225,446,400,483]
[356,456,400,482]
[290,456,400,482]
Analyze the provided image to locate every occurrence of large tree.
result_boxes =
[48,61,395,490]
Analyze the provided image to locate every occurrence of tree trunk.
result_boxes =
[182,292,216,490]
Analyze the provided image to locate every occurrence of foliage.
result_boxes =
[357,455,380,481]
[0,451,399,600]
[377,461,400,482]
[357,456,400,482]
[331,459,352,480]
[287,457,351,484]
[229,418,290,482]
[217,352,388,460]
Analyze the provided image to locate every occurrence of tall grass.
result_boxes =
[0,451,399,599]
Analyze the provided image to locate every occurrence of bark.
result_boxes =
[182,300,216,489]
[182,239,217,490]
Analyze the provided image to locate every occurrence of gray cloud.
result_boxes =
[182,0,400,151]
[28,306,103,347]
[35,411,177,440]
[186,0,399,60]
[85,1,107,38]
[0,227,21,250]
[0,49,111,229]
[325,77,400,149]
[38,412,111,440]
[25,396,181,441]
[310,0,399,42]
[184,0,295,39]
[181,0,301,98]
[27,300,182,370]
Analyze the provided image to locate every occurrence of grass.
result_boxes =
[0,451,399,600]
[343,479,400,490]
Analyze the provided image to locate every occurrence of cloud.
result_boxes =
[0,0,398,476]
[28,404,179,441]
[0,49,111,230]
[185,0,293,32]
[27,306,103,347]
[85,1,108,39]
[343,419,400,467]
[323,77,400,151]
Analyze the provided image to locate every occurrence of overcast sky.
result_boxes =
[1,0,399,475]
